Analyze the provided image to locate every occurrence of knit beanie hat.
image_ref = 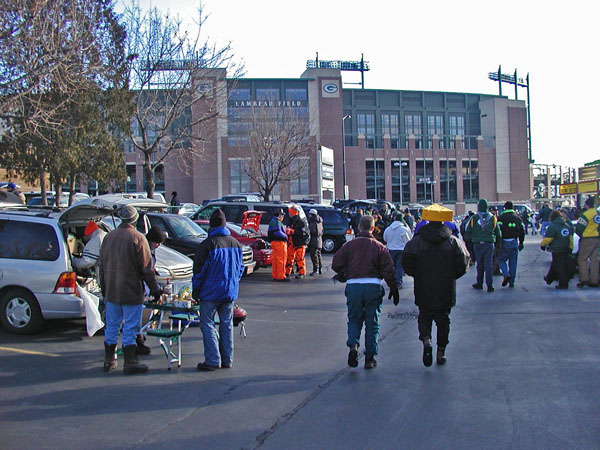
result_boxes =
[119,205,139,223]
[146,225,165,244]
[209,208,227,228]
[504,201,513,210]
[84,220,99,236]
[477,199,488,212]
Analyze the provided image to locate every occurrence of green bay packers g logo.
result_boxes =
[561,227,570,237]
[323,83,338,94]
[593,215,600,225]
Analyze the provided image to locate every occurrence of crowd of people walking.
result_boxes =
[95,195,598,375]
[327,195,598,370]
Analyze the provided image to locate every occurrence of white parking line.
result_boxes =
[0,346,60,357]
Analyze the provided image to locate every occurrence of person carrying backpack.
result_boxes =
[464,199,502,292]
[497,201,525,288]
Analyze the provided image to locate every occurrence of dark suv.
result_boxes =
[300,205,350,253]
[141,211,255,273]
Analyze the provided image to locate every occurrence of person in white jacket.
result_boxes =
[383,214,413,288]
[73,221,106,278]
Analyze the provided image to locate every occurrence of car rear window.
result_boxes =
[0,219,60,261]
[196,204,248,223]
[319,210,347,225]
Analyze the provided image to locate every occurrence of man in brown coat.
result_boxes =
[332,215,399,369]
[99,205,161,374]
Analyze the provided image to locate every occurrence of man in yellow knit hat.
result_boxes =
[402,204,470,367]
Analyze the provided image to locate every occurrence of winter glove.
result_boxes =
[151,288,163,303]
[518,242,524,251]
[388,287,400,306]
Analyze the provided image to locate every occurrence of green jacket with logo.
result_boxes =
[497,209,525,244]
[541,217,573,253]
[463,212,501,243]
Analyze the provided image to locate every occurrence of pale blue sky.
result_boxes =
[120,0,599,169]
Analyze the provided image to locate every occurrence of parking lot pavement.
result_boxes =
[2,234,600,449]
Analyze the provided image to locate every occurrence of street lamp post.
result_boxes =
[394,161,408,207]
[342,115,351,200]
[427,180,437,204]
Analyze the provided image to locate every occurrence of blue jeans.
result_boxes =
[345,283,384,357]
[541,221,551,236]
[388,250,404,285]
[104,302,142,347]
[473,242,495,288]
[200,300,234,367]
[497,239,519,284]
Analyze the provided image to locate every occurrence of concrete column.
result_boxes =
[433,135,441,203]
[408,134,417,204]
[383,133,392,201]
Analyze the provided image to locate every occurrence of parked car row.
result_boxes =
[0,194,258,335]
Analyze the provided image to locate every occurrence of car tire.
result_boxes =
[0,288,44,334]
[322,236,337,253]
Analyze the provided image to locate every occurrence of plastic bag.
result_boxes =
[77,286,104,337]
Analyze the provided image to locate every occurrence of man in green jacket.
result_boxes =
[464,199,502,292]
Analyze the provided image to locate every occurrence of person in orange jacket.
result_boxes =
[286,206,310,279]
[268,208,289,281]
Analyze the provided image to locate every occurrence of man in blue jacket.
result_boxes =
[193,209,244,371]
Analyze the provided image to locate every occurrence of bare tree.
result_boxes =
[0,0,127,141]
[0,0,130,204]
[123,1,243,198]
[243,105,314,201]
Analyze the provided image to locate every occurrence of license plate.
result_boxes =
[245,264,254,275]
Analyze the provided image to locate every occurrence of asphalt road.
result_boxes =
[1,233,600,449]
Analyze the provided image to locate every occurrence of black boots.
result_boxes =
[123,345,148,374]
[364,356,377,369]
[436,347,446,365]
[103,342,117,372]
[422,340,433,367]
[348,345,358,368]
[136,334,151,355]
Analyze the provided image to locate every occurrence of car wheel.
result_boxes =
[322,236,337,253]
[0,289,44,334]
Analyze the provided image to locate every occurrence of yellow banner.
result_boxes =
[559,183,577,195]
[578,180,599,193]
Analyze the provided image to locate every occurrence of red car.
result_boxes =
[195,211,273,268]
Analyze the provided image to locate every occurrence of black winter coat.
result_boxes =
[402,222,470,309]
[308,215,323,249]
[290,215,310,247]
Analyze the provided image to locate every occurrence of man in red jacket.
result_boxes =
[332,215,399,369]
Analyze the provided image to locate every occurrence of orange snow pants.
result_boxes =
[271,240,288,280]
[285,244,306,276]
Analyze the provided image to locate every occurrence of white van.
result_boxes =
[0,196,192,334]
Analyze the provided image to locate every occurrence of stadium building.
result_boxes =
[123,63,531,214]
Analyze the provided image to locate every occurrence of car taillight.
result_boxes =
[54,272,77,294]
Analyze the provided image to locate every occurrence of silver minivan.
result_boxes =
[0,210,82,334]
[0,196,193,334]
